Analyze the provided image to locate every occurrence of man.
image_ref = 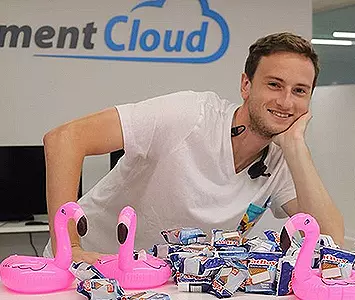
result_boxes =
[43,32,344,263]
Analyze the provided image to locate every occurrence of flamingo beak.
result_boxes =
[77,216,88,237]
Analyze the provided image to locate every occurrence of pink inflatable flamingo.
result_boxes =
[281,213,355,300]
[0,202,87,294]
[94,206,171,289]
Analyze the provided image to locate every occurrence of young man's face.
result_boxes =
[241,52,315,138]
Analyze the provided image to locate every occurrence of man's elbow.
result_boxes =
[43,123,81,154]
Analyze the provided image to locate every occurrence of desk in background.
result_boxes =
[0,215,49,234]
[0,215,49,261]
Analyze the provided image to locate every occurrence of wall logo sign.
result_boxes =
[0,0,229,63]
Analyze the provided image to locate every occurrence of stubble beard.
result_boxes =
[248,104,283,139]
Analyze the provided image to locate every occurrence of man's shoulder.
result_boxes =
[192,90,224,102]
[166,90,223,101]
[147,90,233,117]
[186,90,233,111]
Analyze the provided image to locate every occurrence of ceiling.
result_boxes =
[312,1,355,86]
[312,0,355,12]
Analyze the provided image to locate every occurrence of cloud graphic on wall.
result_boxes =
[34,0,229,64]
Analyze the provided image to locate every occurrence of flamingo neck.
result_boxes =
[118,227,136,270]
[294,230,318,280]
[54,217,72,269]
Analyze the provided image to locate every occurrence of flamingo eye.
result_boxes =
[61,209,66,215]
[304,219,310,225]
[77,216,88,237]
[117,223,128,244]
[280,227,291,253]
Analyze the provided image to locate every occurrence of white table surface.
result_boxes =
[0,215,49,234]
[0,279,297,299]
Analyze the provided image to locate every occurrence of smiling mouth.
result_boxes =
[267,109,293,118]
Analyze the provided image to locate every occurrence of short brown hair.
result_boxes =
[244,32,319,91]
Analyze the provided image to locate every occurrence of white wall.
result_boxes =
[307,85,355,246]
[0,0,314,259]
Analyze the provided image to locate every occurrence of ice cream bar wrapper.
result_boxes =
[121,291,171,300]
[276,256,296,296]
[320,246,355,279]
[176,271,212,293]
[180,255,225,277]
[161,228,206,245]
[208,267,249,298]
[245,252,283,295]
[215,246,249,260]
[77,278,124,300]
[70,261,105,281]
[211,229,241,248]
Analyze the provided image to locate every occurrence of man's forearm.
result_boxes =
[44,126,84,254]
[282,140,344,246]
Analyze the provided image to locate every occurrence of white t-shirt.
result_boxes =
[44,91,296,256]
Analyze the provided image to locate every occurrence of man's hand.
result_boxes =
[272,111,312,148]
[72,245,104,264]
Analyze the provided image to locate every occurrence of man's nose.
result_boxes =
[275,89,293,109]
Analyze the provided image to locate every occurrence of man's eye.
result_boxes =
[294,88,306,94]
[268,82,280,88]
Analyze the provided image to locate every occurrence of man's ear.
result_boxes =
[240,73,251,101]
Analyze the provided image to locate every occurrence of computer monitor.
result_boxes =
[0,145,82,221]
